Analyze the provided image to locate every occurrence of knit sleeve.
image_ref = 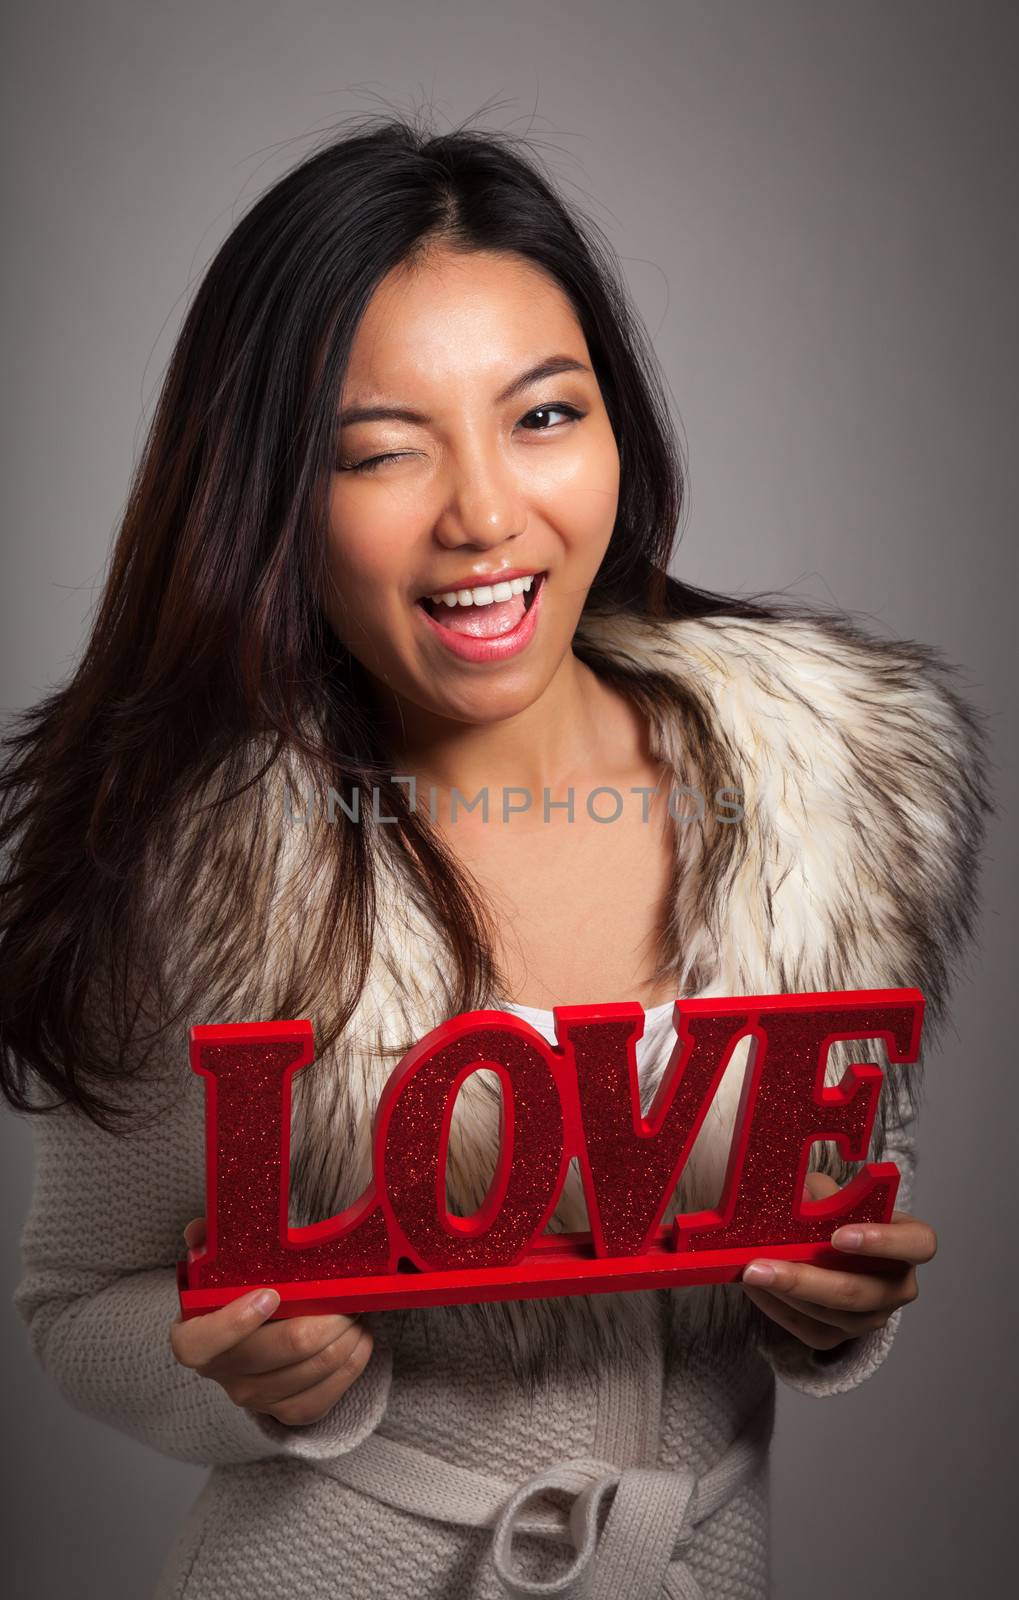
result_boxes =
[754,1093,919,1399]
[12,1060,393,1466]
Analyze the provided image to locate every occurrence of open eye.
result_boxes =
[518,402,585,431]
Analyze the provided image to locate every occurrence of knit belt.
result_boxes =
[312,1384,775,1599]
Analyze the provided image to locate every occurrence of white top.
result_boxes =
[500,997,679,1115]
[501,997,677,1028]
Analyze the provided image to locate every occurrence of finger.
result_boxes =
[829,1218,937,1263]
[204,1311,362,1379]
[801,1174,927,1240]
[170,1286,283,1368]
[741,1257,908,1315]
[183,1217,207,1249]
[750,1283,894,1336]
[244,1327,375,1425]
[741,1283,849,1351]
[801,1172,841,1200]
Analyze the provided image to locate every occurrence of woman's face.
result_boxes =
[323,245,621,729]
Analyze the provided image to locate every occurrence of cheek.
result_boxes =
[324,496,413,602]
[325,536,379,599]
[544,428,620,550]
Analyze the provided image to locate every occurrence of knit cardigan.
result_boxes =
[13,605,990,1599]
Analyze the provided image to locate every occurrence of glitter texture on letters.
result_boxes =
[177,989,924,1320]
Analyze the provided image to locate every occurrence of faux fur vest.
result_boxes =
[166,606,991,1389]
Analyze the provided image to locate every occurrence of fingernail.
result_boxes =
[743,1262,776,1285]
[250,1289,280,1315]
[831,1228,864,1249]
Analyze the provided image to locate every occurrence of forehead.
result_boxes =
[343,248,587,393]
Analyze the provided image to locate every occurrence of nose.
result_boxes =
[432,437,528,553]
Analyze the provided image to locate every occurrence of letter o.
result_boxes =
[587,786,623,824]
[380,1023,565,1270]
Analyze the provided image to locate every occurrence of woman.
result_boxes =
[2,114,990,1598]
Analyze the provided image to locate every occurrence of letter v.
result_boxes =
[553,1003,749,1258]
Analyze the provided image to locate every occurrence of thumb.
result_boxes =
[183,1217,207,1249]
[802,1170,841,1201]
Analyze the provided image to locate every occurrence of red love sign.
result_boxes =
[176,988,924,1321]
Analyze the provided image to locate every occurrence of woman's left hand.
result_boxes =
[740,1171,937,1352]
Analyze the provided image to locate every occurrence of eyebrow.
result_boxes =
[337,355,593,428]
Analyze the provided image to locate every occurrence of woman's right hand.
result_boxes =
[170,1217,375,1426]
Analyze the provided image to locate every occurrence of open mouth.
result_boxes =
[416,572,546,639]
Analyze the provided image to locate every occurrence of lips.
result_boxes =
[418,576,541,638]
[415,572,546,663]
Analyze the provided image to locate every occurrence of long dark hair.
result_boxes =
[0,110,805,1130]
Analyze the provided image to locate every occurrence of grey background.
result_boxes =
[3,1,1015,1594]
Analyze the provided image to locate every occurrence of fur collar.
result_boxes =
[211,607,992,1387]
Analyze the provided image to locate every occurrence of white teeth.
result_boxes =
[428,574,537,607]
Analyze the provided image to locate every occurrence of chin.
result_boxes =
[423,677,551,725]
